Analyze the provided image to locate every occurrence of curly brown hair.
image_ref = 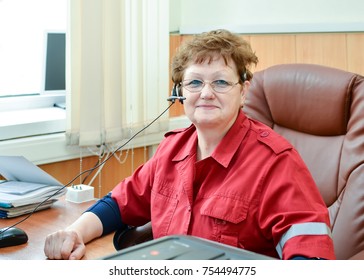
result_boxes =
[171,29,258,84]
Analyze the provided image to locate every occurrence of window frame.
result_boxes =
[0,0,67,143]
[0,93,66,141]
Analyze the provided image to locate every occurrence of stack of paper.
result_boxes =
[0,156,67,218]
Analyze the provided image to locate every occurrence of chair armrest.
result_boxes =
[348,250,364,260]
[113,222,153,250]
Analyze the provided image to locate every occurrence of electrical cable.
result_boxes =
[81,150,105,184]
[0,102,175,235]
[87,151,110,187]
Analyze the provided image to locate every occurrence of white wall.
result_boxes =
[171,0,364,34]
[169,0,181,33]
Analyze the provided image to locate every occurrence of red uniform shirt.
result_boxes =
[112,111,335,259]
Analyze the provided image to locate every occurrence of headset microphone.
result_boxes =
[167,96,186,104]
[167,83,185,104]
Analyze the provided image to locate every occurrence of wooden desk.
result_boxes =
[0,198,116,260]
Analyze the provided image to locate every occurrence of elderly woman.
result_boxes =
[44,29,335,260]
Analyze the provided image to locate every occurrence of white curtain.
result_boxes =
[66,0,170,146]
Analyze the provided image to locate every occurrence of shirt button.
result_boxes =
[216,219,226,225]
[187,206,191,212]
[260,131,270,137]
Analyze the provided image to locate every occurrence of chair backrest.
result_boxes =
[243,63,364,260]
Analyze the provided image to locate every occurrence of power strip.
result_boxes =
[66,184,94,203]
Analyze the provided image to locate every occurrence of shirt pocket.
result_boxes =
[200,195,250,248]
[151,189,178,238]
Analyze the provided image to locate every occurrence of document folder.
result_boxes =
[0,156,62,187]
[0,156,66,214]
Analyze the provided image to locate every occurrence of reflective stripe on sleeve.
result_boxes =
[276,222,332,259]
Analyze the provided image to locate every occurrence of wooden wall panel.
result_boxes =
[347,33,364,75]
[295,33,348,70]
[249,34,297,71]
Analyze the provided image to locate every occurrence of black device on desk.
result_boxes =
[0,227,28,248]
[100,235,275,260]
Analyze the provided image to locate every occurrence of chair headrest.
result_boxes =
[247,64,358,136]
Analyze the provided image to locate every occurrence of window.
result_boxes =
[0,0,176,165]
[0,0,67,141]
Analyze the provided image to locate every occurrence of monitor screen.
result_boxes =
[44,32,66,92]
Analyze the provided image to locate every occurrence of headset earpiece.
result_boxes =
[172,83,178,97]
[167,83,185,104]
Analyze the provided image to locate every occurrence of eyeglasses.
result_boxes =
[181,79,240,93]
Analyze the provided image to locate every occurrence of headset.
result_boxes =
[241,72,247,82]
[167,83,185,104]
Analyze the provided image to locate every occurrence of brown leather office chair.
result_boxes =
[243,63,364,260]
[114,63,364,260]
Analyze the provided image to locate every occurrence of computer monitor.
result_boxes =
[42,32,66,94]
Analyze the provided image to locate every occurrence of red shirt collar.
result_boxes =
[172,111,250,168]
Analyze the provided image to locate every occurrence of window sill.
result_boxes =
[0,107,69,164]
[0,132,77,165]
[0,114,191,165]
[0,107,66,141]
